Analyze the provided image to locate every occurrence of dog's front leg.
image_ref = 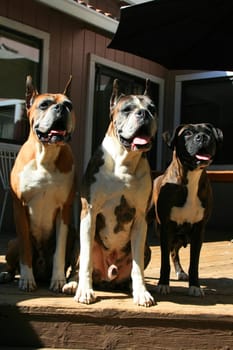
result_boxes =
[131,217,155,307]
[188,224,205,297]
[74,202,96,304]
[13,198,36,291]
[157,224,171,295]
[50,211,68,292]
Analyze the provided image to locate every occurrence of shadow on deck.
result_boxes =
[0,230,232,349]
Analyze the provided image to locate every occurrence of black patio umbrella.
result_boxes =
[108,0,233,70]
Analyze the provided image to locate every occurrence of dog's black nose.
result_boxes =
[54,103,69,118]
[137,109,151,120]
[137,109,146,117]
[194,132,209,144]
[55,103,64,113]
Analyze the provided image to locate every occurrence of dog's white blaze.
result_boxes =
[170,170,205,225]
[90,141,151,252]
[90,177,136,251]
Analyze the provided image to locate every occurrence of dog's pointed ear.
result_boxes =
[143,79,150,96]
[63,75,72,98]
[110,79,120,110]
[163,125,185,149]
[110,79,125,119]
[25,75,38,110]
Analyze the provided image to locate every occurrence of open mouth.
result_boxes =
[195,153,212,162]
[120,134,152,151]
[119,123,153,151]
[35,116,72,144]
[36,129,69,144]
[131,135,152,151]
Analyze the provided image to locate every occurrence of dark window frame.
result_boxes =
[175,72,233,169]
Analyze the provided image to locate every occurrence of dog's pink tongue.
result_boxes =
[49,130,66,136]
[196,154,211,161]
[132,136,150,150]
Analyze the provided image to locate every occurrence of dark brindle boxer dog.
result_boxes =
[63,79,157,306]
[0,76,75,292]
[153,123,223,296]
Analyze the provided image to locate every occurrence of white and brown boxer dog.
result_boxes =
[63,79,157,307]
[153,123,223,297]
[0,76,76,292]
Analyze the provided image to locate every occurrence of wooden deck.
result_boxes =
[0,232,232,349]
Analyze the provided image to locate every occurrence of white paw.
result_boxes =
[49,276,67,292]
[19,277,37,292]
[156,284,170,295]
[177,271,189,281]
[74,286,96,304]
[133,290,155,307]
[19,264,37,291]
[188,285,205,297]
[62,281,78,295]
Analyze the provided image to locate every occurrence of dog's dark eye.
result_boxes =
[64,101,73,112]
[183,130,193,137]
[148,103,156,115]
[39,100,52,110]
[122,105,132,114]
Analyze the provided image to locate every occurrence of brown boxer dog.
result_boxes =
[0,76,76,292]
[63,79,157,306]
[153,123,223,297]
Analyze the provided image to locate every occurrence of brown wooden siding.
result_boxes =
[0,0,166,186]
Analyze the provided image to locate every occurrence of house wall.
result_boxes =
[2,1,231,235]
[0,0,166,233]
[0,0,166,184]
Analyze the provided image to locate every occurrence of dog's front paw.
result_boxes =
[133,290,155,307]
[156,284,170,295]
[74,286,96,304]
[19,265,37,291]
[188,285,205,297]
[19,277,37,292]
[62,281,78,295]
[50,276,67,293]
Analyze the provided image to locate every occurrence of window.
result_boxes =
[175,72,233,168]
[0,17,49,145]
[85,54,164,171]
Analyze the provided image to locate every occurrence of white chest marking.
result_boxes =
[170,170,204,225]
[87,136,152,251]
[19,158,74,240]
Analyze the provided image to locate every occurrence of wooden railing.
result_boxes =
[152,170,233,182]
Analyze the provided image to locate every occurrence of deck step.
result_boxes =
[0,241,233,349]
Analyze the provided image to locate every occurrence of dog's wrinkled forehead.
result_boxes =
[30,93,72,113]
[112,94,156,118]
[178,123,213,137]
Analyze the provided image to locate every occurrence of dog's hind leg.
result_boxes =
[170,240,189,281]
[62,226,80,295]
[0,238,19,283]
